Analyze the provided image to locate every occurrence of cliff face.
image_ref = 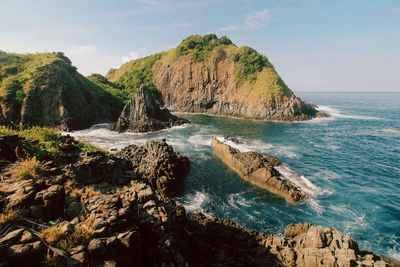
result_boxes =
[107,34,328,121]
[110,85,189,132]
[0,52,123,130]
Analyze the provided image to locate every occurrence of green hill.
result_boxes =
[106,34,320,121]
[0,51,123,130]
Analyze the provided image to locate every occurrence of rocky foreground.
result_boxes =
[111,85,189,133]
[211,137,307,203]
[0,133,398,266]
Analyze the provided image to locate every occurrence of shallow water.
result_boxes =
[66,92,400,259]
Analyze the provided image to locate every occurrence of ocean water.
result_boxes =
[66,92,400,259]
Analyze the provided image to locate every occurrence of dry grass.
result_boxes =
[0,207,19,227]
[83,186,100,198]
[5,156,44,181]
[41,223,94,253]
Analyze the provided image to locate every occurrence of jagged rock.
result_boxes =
[1,134,397,267]
[116,139,190,199]
[211,137,307,203]
[110,85,189,133]
[34,185,65,221]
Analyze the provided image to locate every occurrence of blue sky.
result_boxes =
[1,0,399,91]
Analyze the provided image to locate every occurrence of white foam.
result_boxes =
[317,106,383,120]
[378,128,400,137]
[215,136,273,154]
[181,191,213,217]
[275,165,319,196]
[228,193,252,209]
[388,239,400,260]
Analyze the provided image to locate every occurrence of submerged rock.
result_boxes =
[110,85,190,133]
[211,137,307,203]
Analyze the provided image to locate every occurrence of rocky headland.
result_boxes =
[107,34,329,122]
[211,137,307,203]
[0,130,397,266]
[110,85,189,133]
[0,52,124,131]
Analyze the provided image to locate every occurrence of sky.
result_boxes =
[1,0,399,92]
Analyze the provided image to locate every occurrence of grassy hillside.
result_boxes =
[106,34,293,102]
[0,51,123,129]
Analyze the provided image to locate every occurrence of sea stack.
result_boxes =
[211,137,307,203]
[111,85,190,133]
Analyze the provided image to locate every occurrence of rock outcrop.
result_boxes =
[0,133,397,267]
[107,34,329,122]
[211,137,307,203]
[110,85,189,133]
[116,139,190,199]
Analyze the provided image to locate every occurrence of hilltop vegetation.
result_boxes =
[106,34,293,106]
[0,51,123,130]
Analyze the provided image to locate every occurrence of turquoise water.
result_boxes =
[68,92,400,259]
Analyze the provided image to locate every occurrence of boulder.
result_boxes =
[110,85,189,133]
[116,139,190,199]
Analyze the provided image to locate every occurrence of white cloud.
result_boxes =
[138,0,165,5]
[389,7,400,13]
[172,20,194,28]
[245,9,272,29]
[68,45,98,56]
[217,25,242,32]
[122,51,142,63]
[217,9,272,32]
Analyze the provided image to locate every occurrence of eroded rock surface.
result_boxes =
[211,137,307,203]
[111,85,189,133]
[0,135,397,267]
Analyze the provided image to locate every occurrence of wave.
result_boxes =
[215,136,273,153]
[317,106,384,120]
[181,191,214,217]
[228,193,253,209]
[378,128,400,137]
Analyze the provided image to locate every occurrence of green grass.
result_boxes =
[0,125,59,159]
[0,125,105,160]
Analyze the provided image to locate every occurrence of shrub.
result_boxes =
[176,34,234,62]
[232,46,271,83]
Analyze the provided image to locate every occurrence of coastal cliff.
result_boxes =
[211,137,307,203]
[107,34,328,121]
[110,85,189,133]
[0,52,123,130]
[0,130,397,266]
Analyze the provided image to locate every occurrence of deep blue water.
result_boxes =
[68,92,400,259]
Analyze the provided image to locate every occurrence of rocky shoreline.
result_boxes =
[0,133,398,266]
[211,137,307,203]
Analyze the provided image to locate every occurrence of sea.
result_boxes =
[65,92,400,259]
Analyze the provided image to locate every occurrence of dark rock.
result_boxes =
[34,185,65,220]
[110,85,190,133]
[88,238,105,255]
[65,201,82,220]
[116,139,190,199]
